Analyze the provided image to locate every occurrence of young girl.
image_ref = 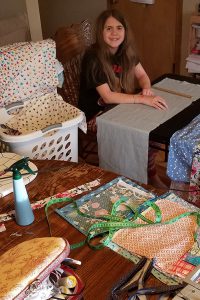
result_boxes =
[79,9,168,188]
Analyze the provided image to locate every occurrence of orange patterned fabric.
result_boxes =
[0,237,70,300]
[112,199,196,274]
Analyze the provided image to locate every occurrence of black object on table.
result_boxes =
[149,74,200,161]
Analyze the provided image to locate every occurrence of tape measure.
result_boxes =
[45,195,200,251]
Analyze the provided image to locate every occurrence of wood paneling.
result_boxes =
[108,0,183,81]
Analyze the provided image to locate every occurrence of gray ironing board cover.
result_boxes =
[97,78,200,184]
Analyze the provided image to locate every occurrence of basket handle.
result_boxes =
[0,101,25,124]
[5,101,24,111]
[41,123,62,133]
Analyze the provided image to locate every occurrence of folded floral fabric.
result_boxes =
[0,39,59,107]
[112,199,197,275]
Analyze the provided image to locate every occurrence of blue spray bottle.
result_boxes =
[6,157,36,226]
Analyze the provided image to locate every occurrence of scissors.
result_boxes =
[111,257,185,300]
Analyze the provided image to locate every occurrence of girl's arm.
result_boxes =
[134,62,153,96]
[96,81,168,110]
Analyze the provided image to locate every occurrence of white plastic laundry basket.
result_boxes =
[0,93,85,162]
[0,39,86,161]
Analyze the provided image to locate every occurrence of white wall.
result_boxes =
[0,0,26,19]
[1,0,200,76]
[181,0,199,75]
[25,0,43,41]
[38,0,107,38]
[39,0,200,76]
[0,0,31,46]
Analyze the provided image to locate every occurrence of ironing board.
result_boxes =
[97,74,200,184]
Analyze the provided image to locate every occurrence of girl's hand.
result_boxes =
[140,95,168,110]
[141,88,154,96]
[145,96,168,110]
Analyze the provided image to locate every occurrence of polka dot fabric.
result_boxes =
[5,92,83,134]
[0,39,59,107]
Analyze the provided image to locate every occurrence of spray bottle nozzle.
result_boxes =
[5,157,36,176]
[6,157,35,226]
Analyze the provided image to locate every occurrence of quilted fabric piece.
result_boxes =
[0,39,59,107]
[57,178,155,236]
[0,237,69,300]
[112,199,197,274]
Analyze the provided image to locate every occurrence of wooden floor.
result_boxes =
[78,141,171,189]
[155,151,171,187]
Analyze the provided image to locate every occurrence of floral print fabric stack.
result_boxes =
[0,39,59,107]
[167,114,200,183]
[189,142,200,204]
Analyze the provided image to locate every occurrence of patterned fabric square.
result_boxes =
[57,177,154,235]
[169,254,195,278]
[167,114,200,182]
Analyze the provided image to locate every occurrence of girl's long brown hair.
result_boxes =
[92,9,137,93]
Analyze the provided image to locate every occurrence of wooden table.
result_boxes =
[0,160,174,299]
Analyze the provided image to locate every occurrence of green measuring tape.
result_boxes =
[45,195,200,251]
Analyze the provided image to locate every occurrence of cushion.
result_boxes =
[54,19,94,107]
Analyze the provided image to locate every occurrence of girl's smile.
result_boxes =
[103,16,125,54]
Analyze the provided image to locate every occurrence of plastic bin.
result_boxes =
[0,93,85,162]
[0,39,86,162]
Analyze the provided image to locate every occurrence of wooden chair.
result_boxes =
[54,20,98,164]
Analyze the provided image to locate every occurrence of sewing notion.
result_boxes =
[111,257,185,300]
[0,237,84,300]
